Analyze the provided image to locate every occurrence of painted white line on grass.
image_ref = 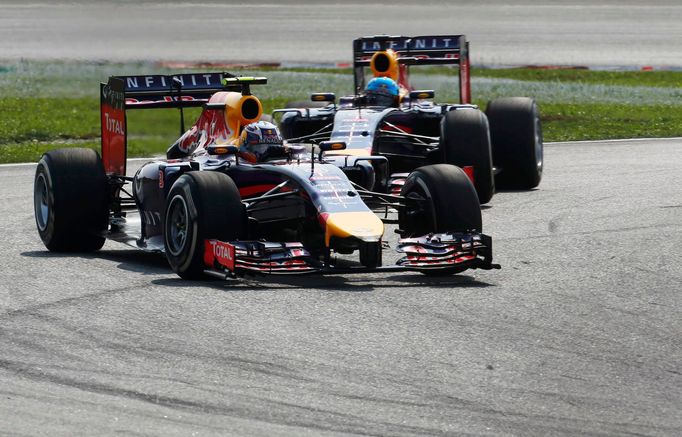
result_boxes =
[546,137,682,146]
[0,157,160,168]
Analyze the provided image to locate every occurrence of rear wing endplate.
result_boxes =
[100,72,265,175]
[352,35,471,104]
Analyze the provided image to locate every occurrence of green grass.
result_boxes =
[276,65,682,89]
[0,95,291,163]
[1,60,682,163]
[472,67,682,89]
[0,97,99,144]
[530,103,682,142]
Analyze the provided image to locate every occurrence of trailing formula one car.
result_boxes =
[33,72,499,279]
[277,34,543,204]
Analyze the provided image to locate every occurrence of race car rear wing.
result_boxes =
[352,34,471,104]
[100,72,265,175]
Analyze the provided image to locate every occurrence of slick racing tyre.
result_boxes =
[486,97,543,189]
[283,100,328,109]
[440,109,495,205]
[399,164,482,276]
[399,164,482,237]
[34,148,109,252]
[163,172,246,280]
[359,241,382,269]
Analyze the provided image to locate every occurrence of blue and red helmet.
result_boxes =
[365,77,400,107]
[238,121,285,163]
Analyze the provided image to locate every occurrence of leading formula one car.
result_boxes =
[277,34,543,204]
[34,72,499,279]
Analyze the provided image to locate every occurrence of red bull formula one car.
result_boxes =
[33,71,499,279]
[277,34,543,204]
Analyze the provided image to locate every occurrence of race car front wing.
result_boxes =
[203,232,499,277]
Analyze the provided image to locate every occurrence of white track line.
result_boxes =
[0,157,159,168]
[547,137,682,146]
[2,137,681,168]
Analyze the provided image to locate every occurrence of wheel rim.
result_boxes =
[166,194,189,256]
[402,178,435,236]
[34,172,50,231]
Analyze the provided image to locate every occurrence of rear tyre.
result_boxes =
[34,148,109,252]
[399,164,482,276]
[486,97,543,189]
[163,172,246,280]
[440,109,495,204]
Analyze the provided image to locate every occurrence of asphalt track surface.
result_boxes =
[2,0,682,68]
[2,1,682,435]
[0,138,680,436]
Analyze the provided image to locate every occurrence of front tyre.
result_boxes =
[163,172,245,280]
[34,148,109,251]
[359,241,382,269]
[400,164,482,237]
[399,164,483,276]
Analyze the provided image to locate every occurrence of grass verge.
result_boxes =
[472,67,682,89]
[1,61,681,163]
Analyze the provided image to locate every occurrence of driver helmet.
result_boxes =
[365,77,400,107]
[238,121,286,163]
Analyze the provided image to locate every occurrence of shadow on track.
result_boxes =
[21,249,171,275]
[495,187,541,194]
[22,250,495,292]
[152,271,494,293]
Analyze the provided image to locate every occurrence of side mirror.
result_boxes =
[206,144,239,156]
[311,93,336,103]
[318,141,347,152]
[409,90,435,100]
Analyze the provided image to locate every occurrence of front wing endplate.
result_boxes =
[204,240,320,275]
[396,232,500,270]
[203,232,499,277]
